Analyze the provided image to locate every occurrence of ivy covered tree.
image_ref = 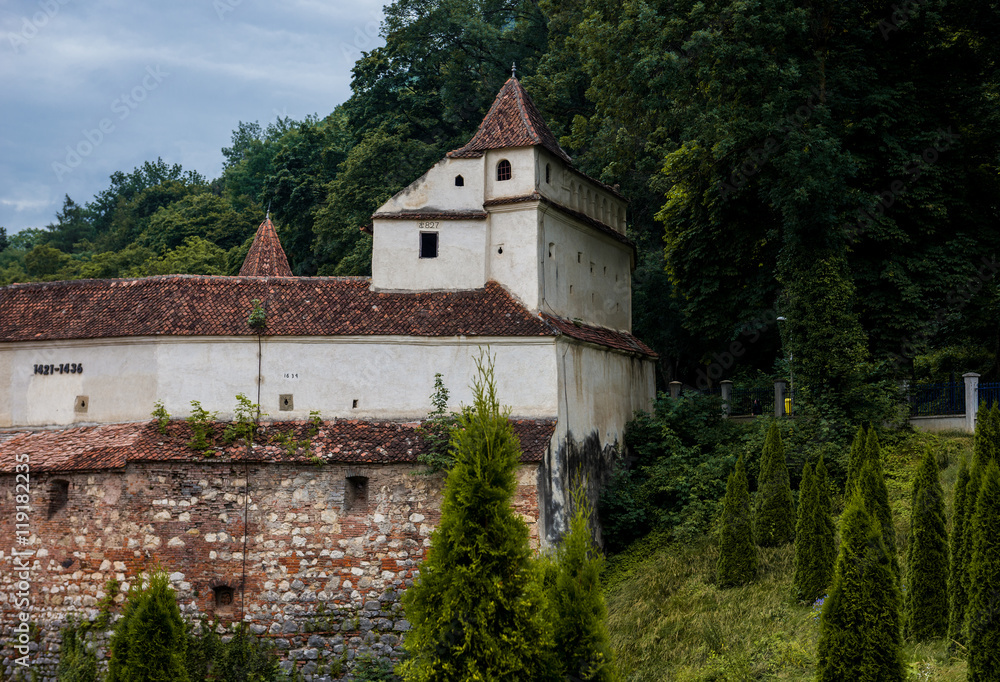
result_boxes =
[793,462,834,602]
[717,455,757,588]
[545,490,620,681]
[904,446,949,640]
[107,571,189,682]
[753,421,795,547]
[400,354,557,681]
[816,492,905,682]
[968,461,1000,680]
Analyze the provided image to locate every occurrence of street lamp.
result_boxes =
[776,317,793,415]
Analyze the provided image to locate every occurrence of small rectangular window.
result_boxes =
[346,476,369,512]
[420,232,439,259]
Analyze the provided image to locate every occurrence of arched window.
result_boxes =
[497,159,512,181]
[545,164,551,184]
[455,175,464,187]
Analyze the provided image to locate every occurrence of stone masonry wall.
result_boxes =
[0,461,542,680]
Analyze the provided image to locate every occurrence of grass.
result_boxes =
[603,429,974,681]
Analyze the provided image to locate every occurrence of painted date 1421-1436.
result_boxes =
[33,363,82,376]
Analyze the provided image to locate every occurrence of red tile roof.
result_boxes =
[371,211,488,221]
[0,278,552,341]
[0,418,557,473]
[541,314,657,357]
[239,217,293,277]
[448,77,572,163]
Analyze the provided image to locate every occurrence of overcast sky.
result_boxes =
[1,0,387,234]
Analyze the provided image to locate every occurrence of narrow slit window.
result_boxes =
[420,232,438,259]
[48,479,70,519]
[545,163,551,184]
[455,175,464,186]
[346,476,369,512]
[497,159,512,181]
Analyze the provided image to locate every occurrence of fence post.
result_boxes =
[774,379,787,418]
[964,372,981,433]
[669,381,682,399]
[720,380,733,417]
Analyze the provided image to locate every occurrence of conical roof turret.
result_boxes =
[239,216,293,277]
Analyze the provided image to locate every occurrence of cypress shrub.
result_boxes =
[400,355,557,682]
[107,571,189,682]
[844,425,867,495]
[816,491,905,682]
[546,491,620,682]
[815,453,837,572]
[968,461,1000,681]
[717,456,757,588]
[857,440,898,573]
[904,445,949,640]
[949,457,971,645]
[753,422,795,547]
[793,463,823,601]
[210,625,283,682]
[56,623,98,682]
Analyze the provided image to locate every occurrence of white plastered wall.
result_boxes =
[371,218,487,291]
[539,207,633,330]
[376,157,484,213]
[486,204,541,310]
[0,336,559,428]
[484,148,536,201]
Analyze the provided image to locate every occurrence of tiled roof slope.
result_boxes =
[448,77,572,164]
[239,217,293,277]
[542,314,657,358]
[0,418,557,473]
[0,278,551,341]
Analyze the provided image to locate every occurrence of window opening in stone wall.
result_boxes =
[497,159,511,181]
[420,232,438,259]
[548,243,554,258]
[48,479,69,519]
[545,164,551,184]
[455,175,464,186]
[346,476,369,512]
[279,394,293,411]
[214,586,235,611]
[352,399,359,409]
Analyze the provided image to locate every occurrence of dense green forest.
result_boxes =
[2,0,998,393]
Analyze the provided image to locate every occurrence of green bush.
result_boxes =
[717,456,757,588]
[210,625,283,682]
[904,446,949,640]
[858,453,899,576]
[107,571,189,682]
[949,457,971,645]
[399,354,557,681]
[350,654,400,681]
[415,373,460,472]
[792,462,831,602]
[753,422,795,547]
[816,492,905,681]
[56,623,98,682]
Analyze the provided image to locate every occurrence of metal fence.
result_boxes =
[729,387,772,416]
[908,382,965,417]
[978,382,1000,409]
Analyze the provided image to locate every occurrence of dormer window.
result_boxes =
[455,175,464,187]
[497,159,512,181]
[545,164,551,184]
[419,232,438,259]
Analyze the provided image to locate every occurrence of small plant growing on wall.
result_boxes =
[224,393,262,447]
[187,400,219,454]
[247,298,266,330]
[415,373,460,472]
[151,401,170,435]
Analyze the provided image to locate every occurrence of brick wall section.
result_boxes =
[0,461,542,680]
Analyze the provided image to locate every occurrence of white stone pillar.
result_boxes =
[964,372,981,433]
[774,379,787,418]
[669,381,682,400]
[720,380,733,417]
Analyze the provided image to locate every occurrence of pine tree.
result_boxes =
[107,571,189,682]
[815,452,836,573]
[717,456,757,588]
[753,422,795,547]
[400,354,557,682]
[857,457,899,575]
[793,463,822,601]
[967,461,1000,681]
[816,492,905,682]
[949,457,971,645]
[844,425,867,495]
[904,445,949,640]
[546,490,621,682]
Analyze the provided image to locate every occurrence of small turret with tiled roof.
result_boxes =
[448,75,572,163]
[239,214,293,277]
